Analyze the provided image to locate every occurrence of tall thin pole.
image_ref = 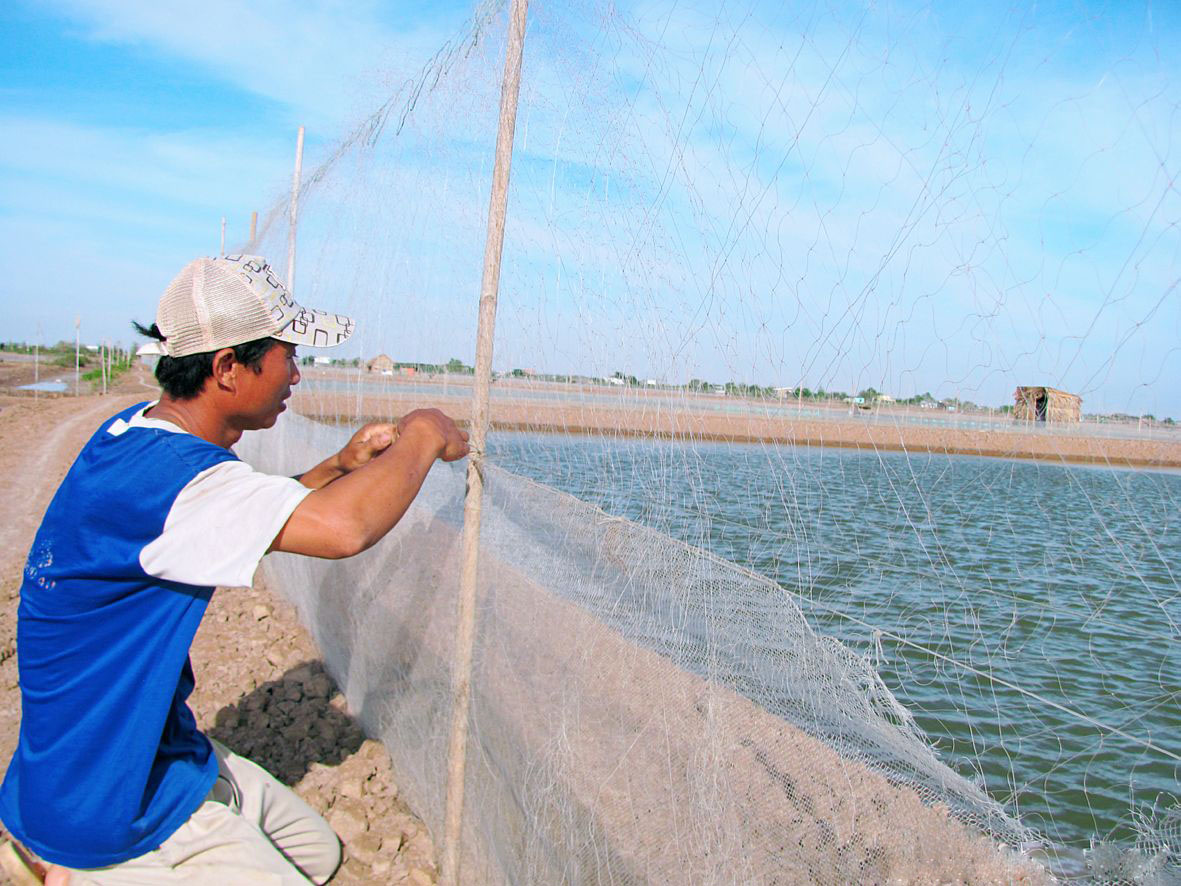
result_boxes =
[74,316,80,396]
[287,126,305,290]
[249,211,258,249]
[439,1,529,883]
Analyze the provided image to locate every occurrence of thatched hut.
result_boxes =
[1013,386,1081,423]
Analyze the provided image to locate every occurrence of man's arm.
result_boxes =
[295,422,398,490]
[271,409,469,559]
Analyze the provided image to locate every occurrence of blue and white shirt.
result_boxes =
[0,401,311,868]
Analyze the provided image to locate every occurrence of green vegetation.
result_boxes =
[1,340,136,391]
[81,347,134,389]
[1,340,93,369]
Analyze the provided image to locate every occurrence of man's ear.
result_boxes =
[211,348,239,392]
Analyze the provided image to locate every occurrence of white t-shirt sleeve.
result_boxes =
[139,460,313,587]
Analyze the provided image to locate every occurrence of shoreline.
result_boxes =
[290,391,1181,471]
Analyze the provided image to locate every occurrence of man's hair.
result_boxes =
[132,321,278,399]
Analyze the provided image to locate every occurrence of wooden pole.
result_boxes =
[287,126,305,290]
[249,211,258,249]
[439,1,529,882]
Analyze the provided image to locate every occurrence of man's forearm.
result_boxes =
[295,422,399,489]
[270,411,466,559]
[294,454,347,490]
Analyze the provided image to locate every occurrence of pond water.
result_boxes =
[488,432,1181,849]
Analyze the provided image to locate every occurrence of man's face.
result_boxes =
[237,341,301,430]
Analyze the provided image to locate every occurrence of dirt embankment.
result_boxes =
[0,369,437,885]
[291,387,1181,470]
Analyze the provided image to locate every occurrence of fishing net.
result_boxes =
[237,1,1179,882]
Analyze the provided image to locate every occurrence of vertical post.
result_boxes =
[101,342,107,395]
[287,126,305,291]
[74,316,80,396]
[439,1,529,883]
[249,211,258,248]
[220,217,227,257]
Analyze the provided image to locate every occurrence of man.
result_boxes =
[0,254,468,883]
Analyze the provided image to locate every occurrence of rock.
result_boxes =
[327,797,368,843]
[386,858,411,883]
[358,740,386,763]
[392,814,418,844]
[408,867,434,886]
[349,831,383,865]
[298,786,329,811]
[305,673,334,699]
[252,604,270,621]
[370,857,393,878]
[283,719,310,740]
[264,645,286,668]
[338,776,364,801]
[273,699,296,717]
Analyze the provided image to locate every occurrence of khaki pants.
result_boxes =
[68,741,341,885]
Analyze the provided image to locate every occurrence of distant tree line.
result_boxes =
[284,348,1178,423]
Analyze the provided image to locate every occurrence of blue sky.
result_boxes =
[1,1,1178,416]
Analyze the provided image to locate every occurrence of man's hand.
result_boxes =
[337,422,398,473]
[397,409,470,462]
[274,408,471,558]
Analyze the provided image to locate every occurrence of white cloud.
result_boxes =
[37,0,459,126]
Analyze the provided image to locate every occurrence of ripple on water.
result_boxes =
[488,433,1181,847]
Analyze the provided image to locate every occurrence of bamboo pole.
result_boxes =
[287,126,305,290]
[439,0,529,882]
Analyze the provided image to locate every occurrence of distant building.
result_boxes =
[1014,386,1081,423]
[367,354,395,374]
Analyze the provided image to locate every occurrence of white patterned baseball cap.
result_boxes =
[147,254,354,358]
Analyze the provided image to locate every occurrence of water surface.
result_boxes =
[488,433,1181,848]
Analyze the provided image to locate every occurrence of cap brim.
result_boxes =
[273,306,355,349]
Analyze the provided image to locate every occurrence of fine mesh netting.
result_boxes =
[240,415,1043,883]
[236,0,1179,882]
